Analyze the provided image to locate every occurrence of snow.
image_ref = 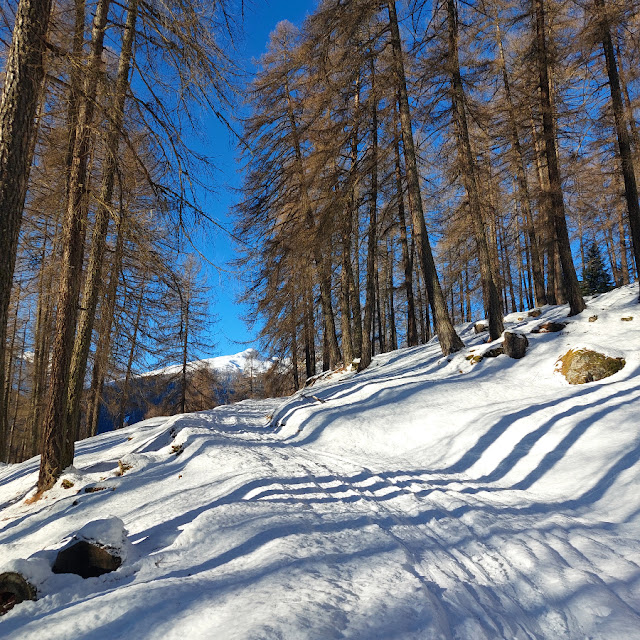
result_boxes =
[1,285,640,639]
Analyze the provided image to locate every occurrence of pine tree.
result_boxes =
[581,242,613,295]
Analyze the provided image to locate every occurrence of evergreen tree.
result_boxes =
[581,243,613,294]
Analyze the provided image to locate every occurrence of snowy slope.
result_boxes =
[1,285,639,639]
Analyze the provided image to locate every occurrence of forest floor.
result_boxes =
[1,284,640,639]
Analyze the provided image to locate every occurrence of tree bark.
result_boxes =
[38,0,112,491]
[447,0,503,339]
[65,0,138,445]
[387,0,463,355]
[494,17,546,306]
[533,0,585,315]
[595,0,640,298]
[394,126,418,347]
[360,62,379,369]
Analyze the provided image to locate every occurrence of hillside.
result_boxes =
[1,285,639,639]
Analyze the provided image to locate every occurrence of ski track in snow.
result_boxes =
[1,286,640,639]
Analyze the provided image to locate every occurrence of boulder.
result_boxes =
[527,309,542,318]
[503,331,529,359]
[0,572,37,616]
[52,541,122,579]
[473,321,488,334]
[557,348,625,385]
[532,321,567,334]
[52,517,130,579]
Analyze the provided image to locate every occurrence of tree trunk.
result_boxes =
[386,239,398,351]
[361,63,379,370]
[65,0,138,445]
[533,0,585,315]
[394,127,418,346]
[387,0,463,354]
[303,282,316,379]
[0,0,53,462]
[595,0,640,298]
[447,0,503,339]
[494,17,546,306]
[38,0,112,491]
[86,203,125,438]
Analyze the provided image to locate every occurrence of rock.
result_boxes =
[52,517,130,579]
[589,315,598,322]
[531,321,567,334]
[621,316,633,322]
[484,345,504,358]
[503,331,529,359]
[527,309,542,317]
[557,348,625,385]
[0,572,37,616]
[52,541,122,579]
[474,322,488,334]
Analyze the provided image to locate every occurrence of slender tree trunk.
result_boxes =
[4,284,21,458]
[605,226,621,285]
[66,0,138,444]
[180,299,189,415]
[290,300,300,390]
[375,262,385,353]
[38,0,113,490]
[340,234,354,366]
[86,203,125,438]
[386,239,398,351]
[284,75,340,367]
[618,208,630,284]
[534,0,585,314]
[595,0,640,297]
[494,18,546,305]
[303,283,316,379]
[116,281,146,430]
[394,127,418,346]
[361,64,379,370]
[447,0,503,339]
[0,0,53,462]
[387,0,463,354]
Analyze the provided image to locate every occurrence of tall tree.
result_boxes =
[387,0,463,355]
[0,0,54,461]
[446,0,504,340]
[533,0,585,315]
[593,0,640,299]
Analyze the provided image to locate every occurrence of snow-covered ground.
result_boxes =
[1,285,639,639]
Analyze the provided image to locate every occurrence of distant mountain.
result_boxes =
[98,349,275,433]
[142,348,275,380]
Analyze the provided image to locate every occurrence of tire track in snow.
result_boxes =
[280,448,577,640]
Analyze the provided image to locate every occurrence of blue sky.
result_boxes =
[193,0,316,357]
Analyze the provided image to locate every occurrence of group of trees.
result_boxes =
[0,0,234,487]
[236,0,640,385]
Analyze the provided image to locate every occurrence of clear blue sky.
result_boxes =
[193,0,316,357]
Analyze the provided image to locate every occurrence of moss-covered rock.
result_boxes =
[557,348,625,384]
[468,345,504,364]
